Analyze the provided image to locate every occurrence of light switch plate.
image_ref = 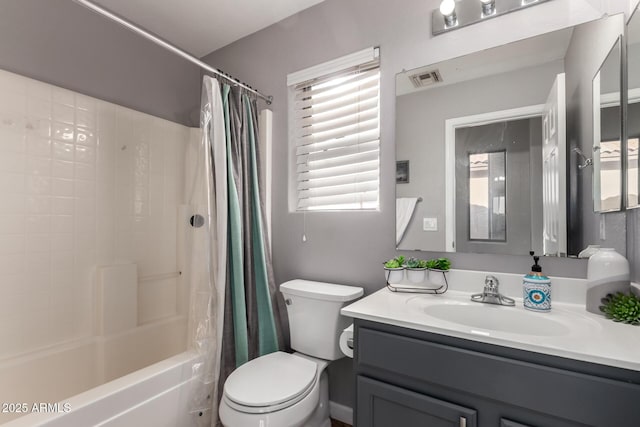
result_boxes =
[423,217,438,231]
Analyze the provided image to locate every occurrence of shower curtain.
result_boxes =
[186,75,286,427]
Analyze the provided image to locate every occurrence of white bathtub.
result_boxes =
[1,316,191,426]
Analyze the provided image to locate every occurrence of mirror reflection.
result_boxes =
[593,37,622,212]
[628,7,640,207]
[395,15,624,257]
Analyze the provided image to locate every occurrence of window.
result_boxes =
[288,48,380,211]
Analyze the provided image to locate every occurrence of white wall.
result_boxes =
[0,69,188,360]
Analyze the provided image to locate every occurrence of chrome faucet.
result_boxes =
[470,275,515,306]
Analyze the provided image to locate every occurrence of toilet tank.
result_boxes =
[280,280,363,361]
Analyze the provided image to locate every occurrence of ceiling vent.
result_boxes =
[409,69,443,88]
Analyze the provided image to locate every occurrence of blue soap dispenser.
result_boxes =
[523,251,551,312]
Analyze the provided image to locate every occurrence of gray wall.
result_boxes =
[564,14,626,255]
[396,62,562,252]
[0,0,200,126]
[202,0,624,409]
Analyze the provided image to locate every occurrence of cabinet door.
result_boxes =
[357,376,477,427]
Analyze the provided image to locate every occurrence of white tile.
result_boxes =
[27,97,52,120]
[76,215,95,233]
[52,159,74,178]
[25,195,50,214]
[26,233,51,253]
[26,175,51,195]
[52,104,75,125]
[75,179,95,198]
[27,118,52,138]
[76,110,96,129]
[51,215,73,233]
[0,234,24,255]
[27,251,50,273]
[52,141,74,161]
[75,162,96,180]
[51,233,74,252]
[0,194,25,214]
[51,270,74,288]
[51,250,74,272]
[26,156,52,176]
[52,87,75,107]
[24,272,50,294]
[0,152,25,172]
[52,122,75,142]
[75,198,95,216]
[75,144,96,164]
[27,80,52,101]
[52,196,74,215]
[0,172,25,194]
[26,136,52,157]
[52,178,74,197]
[0,273,27,296]
[0,129,26,154]
[26,215,50,234]
[76,127,96,146]
[0,253,26,275]
[0,214,24,234]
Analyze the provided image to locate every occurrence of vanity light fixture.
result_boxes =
[432,0,552,36]
[440,0,458,28]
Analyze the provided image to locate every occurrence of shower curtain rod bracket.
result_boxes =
[72,0,274,104]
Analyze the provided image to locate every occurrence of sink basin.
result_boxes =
[406,296,600,337]
[422,303,569,336]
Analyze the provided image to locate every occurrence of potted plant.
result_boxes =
[383,255,405,284]
[426,257,451,287]
[405,257,427,283]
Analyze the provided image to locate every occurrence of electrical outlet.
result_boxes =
[423,217,438,231]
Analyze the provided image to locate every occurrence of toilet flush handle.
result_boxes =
[285,298,292,305]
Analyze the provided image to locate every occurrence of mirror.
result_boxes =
[593,37,622,212]
[395,15,624,257]
[628,6,640,208]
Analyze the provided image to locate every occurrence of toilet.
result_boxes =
[219,279,363,427]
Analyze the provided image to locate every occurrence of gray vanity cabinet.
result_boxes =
[353,320,640,427]
[357,376,477,427]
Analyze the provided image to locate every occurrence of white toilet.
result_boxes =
[219,279,363,427]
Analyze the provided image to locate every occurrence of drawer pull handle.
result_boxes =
[459,417,467,427]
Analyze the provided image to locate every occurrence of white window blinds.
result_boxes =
[289,48,380,211]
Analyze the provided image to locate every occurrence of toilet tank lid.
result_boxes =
[280,279,364,302]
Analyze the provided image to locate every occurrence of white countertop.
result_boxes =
[342,285,640,372]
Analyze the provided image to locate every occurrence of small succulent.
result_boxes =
[384,256,404,269]
[599,292,640,325]
[417,259,429,269]
[426,257,452,271]
[405,257,421,268]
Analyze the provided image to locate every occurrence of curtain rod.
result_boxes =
[72,0,273,105]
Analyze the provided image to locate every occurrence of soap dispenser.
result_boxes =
[523,251,551,312]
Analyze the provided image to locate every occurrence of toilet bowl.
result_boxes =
[219,280,363,427]
[219,352,329,427]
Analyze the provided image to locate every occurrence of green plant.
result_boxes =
[384,256,404,269]
[600,292,640,325]
[405,257,421,268]
[417,259,429,269]
[425,257,451,271]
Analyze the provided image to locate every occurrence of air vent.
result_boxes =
[409,70,443,88]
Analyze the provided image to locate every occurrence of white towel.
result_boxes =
[396,197,419,245]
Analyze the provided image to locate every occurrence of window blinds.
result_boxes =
[290,49,380,211]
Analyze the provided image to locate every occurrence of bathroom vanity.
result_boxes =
[342,279,640,427]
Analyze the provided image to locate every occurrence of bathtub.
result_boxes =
[1,315,191,426]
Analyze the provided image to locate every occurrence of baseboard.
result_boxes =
[329,401,353,425]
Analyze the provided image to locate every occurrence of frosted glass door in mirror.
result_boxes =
[593,37,622,212]
[468,152,506,241]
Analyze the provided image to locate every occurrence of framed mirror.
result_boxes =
[395,15,625,257]
[628,6,640,208]
[593,36,623,212]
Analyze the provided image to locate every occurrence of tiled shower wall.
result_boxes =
[0,69,188,359]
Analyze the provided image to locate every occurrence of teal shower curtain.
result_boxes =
[188,76,286,427]
[216,83,287,415]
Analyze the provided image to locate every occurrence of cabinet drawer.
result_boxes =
[357,327,640,426]
[357,375,477,427]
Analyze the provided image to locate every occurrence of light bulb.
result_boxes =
[480,0,496,16]
[439,0,456,16]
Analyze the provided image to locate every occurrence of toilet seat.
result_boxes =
[223,352,318,414]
